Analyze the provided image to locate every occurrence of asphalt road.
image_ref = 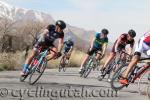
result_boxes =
[0,68,149,100]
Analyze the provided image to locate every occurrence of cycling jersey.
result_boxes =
[64,40,74,53]
[135,31,150,56]
[112,33,135,53]
[34,24,64,49]
[87,33,108,56]
[93,33,108,49]
[143,31,150,46]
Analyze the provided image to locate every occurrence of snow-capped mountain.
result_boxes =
[0,1,96,50]
[0,1,55,23]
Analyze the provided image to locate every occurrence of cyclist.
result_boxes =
[63,36,74,63]
[101,29,136,73]
[120,31,150,84]
[21,20,66,76]
[79,29,109,73]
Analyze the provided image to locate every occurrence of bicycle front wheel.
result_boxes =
[138,69,150,95]
[83,60,93,78]
[29,59,47,85]
[111,64,128,91]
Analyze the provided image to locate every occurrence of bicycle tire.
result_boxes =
[29,59,47,85]
[58,55,67,72]
[107,59,124,82]
[111,64,128,91]
[83,60,93,78]
[138,68,150,95]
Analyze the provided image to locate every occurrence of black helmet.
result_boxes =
[101,28,109,34]
[47,24,55,31]
[55,20,66,30]
[128,29,136,38]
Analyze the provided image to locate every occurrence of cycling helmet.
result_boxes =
[55,20,66,30]
[47,24,55,31]
[101,28,109,35]
[128,29,136,38]
[67,36,72,41]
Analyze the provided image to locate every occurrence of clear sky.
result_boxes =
[4,0,150,41]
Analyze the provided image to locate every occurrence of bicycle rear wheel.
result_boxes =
[138,69,150,95]
[111,64,128,91]
[98,61,115,81]
[107,60,124,82]
[29,59,47,85]
[58,55,67,72]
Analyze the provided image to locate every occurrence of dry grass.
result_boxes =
[47,49,85,68]
[0,51,25,71]
[0,49,108,71]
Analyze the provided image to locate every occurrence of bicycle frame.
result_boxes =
[108,51,131,72]
[61,53,68,64]
[133,65,149,81]
[31,49,49,70]
[126,57,150,83]
[31,47,56,71]
[87,53,96,67]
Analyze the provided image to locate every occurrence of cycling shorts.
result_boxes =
[87,47,102,56]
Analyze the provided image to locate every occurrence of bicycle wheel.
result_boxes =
[111,64,128,91]
[107,62,117,82]
[98,61,115,81]
[83,60,93,78]
[58,55,66,72]
[63,65,67,72]
[138,69,150,95]
[29,59,47,85]
[107,60,124,82]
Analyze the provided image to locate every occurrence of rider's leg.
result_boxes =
[123,55,140,78]
[119,54,140,84]
[96,51,101,60]
[66,53,71,64]
[21,49,37,75]
[120,37,145,84]
[80,54,90,70]
[46,47,57,61]
[79,48,95,70]
[101,52,116,70]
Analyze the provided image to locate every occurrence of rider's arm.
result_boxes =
[68,46,73,53]
[38,29,48,42]
[129,41,135,55]
[58,37,64,52]
[102,43,108,56]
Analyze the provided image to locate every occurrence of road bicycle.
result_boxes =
[20,47,56,85]
[80,51,102,78]
[98,51,131,82]
[111,57,150,92]
[58,53,69,72]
